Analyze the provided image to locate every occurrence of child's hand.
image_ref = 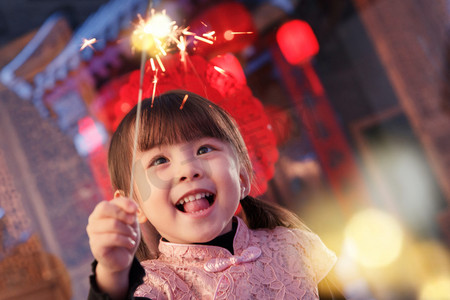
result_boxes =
[86,197,140,274]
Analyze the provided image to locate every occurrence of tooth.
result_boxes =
[195,194,202,200]
[188,195,195,201]
[179,200,184,205]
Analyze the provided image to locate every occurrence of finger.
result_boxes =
[111,197,140,225]
[90,232,137,251]
[111,197,139,226]
[111,196,138,214]
[89,200,136,225]
[88,218,138,240]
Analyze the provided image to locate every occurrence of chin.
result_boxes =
[188,228,223,243]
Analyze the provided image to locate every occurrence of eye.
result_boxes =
[197,145,214,155]
[149,156,168,167]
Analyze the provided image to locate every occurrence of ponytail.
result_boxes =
[240,196,309,231]
[135,221,161,261]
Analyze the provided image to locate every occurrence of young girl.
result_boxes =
[87,90,336,300]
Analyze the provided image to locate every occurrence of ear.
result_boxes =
[114,189,148,223]
[239,169,251,199]
[114,189,125,199]
[136,206,148,224]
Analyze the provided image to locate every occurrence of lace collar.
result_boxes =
[157,217,251,264]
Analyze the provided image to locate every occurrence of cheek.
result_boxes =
[223,158,240,181]
[146,169,172,190]
[133,159,152,202]
[199,159,211,173]
[134,167,171,203]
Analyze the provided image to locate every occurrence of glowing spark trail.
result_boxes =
[80,38,97,51]
[179,94,189,110]
[150,58,156,71]
[214,66,228,76]
[182,28,196,36]
[178,36,187,62]
[151,70,158,108]
[231,31,253,35]
[224,30,253,41]
[194,35,214,44]
[155,55,166,72]
[203,31,216,39]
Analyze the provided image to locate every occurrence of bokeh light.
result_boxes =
[419,275,450,300]
[344,208,404,268]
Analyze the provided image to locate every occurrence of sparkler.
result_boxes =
[129,47,147,199]
[80,4,220,198]
[127,8,216,198]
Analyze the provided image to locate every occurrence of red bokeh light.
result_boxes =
[276,20,319,65]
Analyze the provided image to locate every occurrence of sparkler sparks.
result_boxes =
[179,94,189,110]
[155,55,166,72]
[151,70,158,108]
[194,35,214,45]
[150,58,156,71]
[230,31,253,35]
[130,10,217,74]
[224,30,253,41]
[80,38,98,51]
[214,66,228,76]
[203,31,216,39]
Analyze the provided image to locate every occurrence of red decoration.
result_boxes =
[276,20,319,65]
[188,1,256,58]
[210,53,247,86]
[98,54,277,196]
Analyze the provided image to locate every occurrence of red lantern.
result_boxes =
[276,20,319,65]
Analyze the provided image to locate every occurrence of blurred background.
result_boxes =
[0,0,449,299]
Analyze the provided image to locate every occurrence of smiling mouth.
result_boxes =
[176,192,215,213]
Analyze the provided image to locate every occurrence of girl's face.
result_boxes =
[133,137,248,244]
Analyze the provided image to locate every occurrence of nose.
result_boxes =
[177,158,203,183]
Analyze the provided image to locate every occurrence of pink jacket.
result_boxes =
[135,217,336,299]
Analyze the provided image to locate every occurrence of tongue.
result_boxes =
[183,198,210,213]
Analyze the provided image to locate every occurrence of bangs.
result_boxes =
[136,91,232,151]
